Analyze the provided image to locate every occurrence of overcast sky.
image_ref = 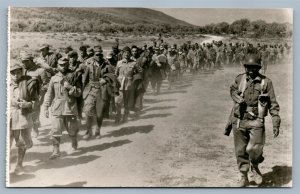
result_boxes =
[154,8,293,26]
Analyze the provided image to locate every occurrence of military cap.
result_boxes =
[131,45,138,50]
[20,52,34,61]
[87,48,94,55]
[39,44,50,51]
[243,54,261,68]
[10,61,23,72]
[64,46,73,54]
[94,45,103,53]
[58,57,69,65]
[79,45,88,51]
[68,50,78,57]
[123,46,131,52]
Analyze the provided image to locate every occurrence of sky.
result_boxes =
[154,8,293,26]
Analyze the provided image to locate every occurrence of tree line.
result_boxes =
[11,17,292,39]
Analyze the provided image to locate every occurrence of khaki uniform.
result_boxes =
[115,59,137,119]
[10,76,39,149]
[230,73,280,173]
[44,72,82,137]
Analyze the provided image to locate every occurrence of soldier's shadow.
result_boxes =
[144,98,177,104]
[102,125,154,138]
[259,165,292,187]
[9,173,36,184]
[50,181,88,187]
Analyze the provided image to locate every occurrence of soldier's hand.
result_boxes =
[44,109,49,118]
[63,81,72,89]
[273,128,280,138]
[99,78,107,85]
[17,99,32,108]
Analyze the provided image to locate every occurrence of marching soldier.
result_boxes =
[82,46,106,139]
[115,46,138,122]
[44,57,82,159]
[21,52,48,138]
[10,62,39,174]
[229,54,281,187]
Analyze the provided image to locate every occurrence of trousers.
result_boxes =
[233,118,265,173]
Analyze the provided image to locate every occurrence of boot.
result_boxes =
[32,126,39,138]
[122,113,128,123]
[82,129,93,140]
[14,147,26,175]
[67,136,78,154]
[83,117,93,140]
[49,137,60,160]
[248,164,263,185]
[236,172,249,187]
[71,136,78,150]
[94,128,101,139]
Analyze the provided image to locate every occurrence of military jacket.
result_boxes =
[115,59,137,90]
[230,73,280,129]
[44,72,82,116]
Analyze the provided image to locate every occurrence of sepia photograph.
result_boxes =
[7,7,293,187]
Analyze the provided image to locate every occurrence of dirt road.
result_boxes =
[8,60,292,187]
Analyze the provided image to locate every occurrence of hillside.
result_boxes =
[10,7,198,34]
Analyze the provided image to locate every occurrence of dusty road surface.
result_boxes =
[8,60,292,187]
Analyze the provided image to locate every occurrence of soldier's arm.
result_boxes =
[26,79,40,110]
[34,57,52,70]
[115,63,120,77]
[266,79,281,129]
[43,78,55,109]
[40,68,50,93]
[68,79,82,98]
[82,64,90,89]
[230,75,245,104]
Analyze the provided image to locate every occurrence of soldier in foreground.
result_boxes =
[44,57,82,159]
[229,54,281,187]
[9,62,38,174]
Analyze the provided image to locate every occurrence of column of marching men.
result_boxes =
[9,38,292,174]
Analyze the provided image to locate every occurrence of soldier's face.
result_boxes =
[11,69,23,82]
[94,53,103,62]
[40,49,48,57]
[22,59,33,69]
[131,48,138,57]
[69,56,77,65]
[80,50,86,57]
[58,63,69,74]
[245,66,260,78]
[123,51,131,60]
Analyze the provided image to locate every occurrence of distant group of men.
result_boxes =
[9,37,291,182]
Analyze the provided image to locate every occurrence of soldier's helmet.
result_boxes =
[243,54,261,68]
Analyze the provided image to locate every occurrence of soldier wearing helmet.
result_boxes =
[228,54,281,187]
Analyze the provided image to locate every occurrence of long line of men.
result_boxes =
[9,38,291,174]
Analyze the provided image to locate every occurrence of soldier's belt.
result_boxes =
[89,82,101,87]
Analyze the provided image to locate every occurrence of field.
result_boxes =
[8,33,292,187]
[9,32,207,59]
